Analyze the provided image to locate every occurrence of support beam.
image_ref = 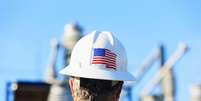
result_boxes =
[141,43,188,96]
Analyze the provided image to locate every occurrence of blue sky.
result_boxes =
[0,0,200,101]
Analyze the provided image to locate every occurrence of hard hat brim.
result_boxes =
[59,65,135,81]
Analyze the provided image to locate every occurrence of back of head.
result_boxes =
[69,77,123,101]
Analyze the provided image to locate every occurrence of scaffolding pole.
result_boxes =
[141,43,188,97]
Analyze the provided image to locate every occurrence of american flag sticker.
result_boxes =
[92,48,117,69]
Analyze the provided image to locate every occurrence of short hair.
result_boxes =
[70,77,123,101]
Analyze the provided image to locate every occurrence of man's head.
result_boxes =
[60,31,135,101]
[69,77,123,101]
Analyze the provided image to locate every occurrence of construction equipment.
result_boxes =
[45,22,82,101]
[122,43,188,101]
[6,81,50,101]
[140,43,188,101]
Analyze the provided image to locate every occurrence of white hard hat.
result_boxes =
[60,31,135,81]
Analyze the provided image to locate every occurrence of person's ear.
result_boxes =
[113,81,123,100]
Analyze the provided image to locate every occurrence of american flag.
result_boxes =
[92,48,117,69]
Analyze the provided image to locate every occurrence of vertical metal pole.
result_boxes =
[160,44,175,101]
[191,84,201,101]
[6,82,10,101]
[159,44,165,67]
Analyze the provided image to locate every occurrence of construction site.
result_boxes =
[0,0,200,101]
[3,22,200,101]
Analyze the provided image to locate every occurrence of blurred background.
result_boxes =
[0,0,200,101]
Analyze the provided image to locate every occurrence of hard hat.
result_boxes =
[60,31,135,81]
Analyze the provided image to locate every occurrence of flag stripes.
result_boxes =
[92,48,117,69]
